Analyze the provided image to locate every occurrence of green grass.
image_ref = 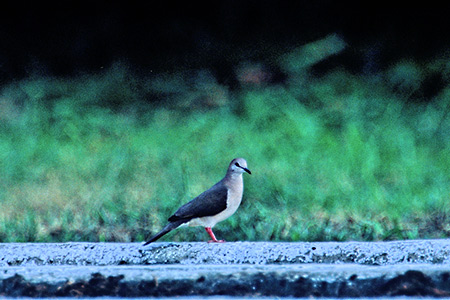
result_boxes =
[1,58,450,242]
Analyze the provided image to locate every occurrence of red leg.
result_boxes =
[205,227,225,243]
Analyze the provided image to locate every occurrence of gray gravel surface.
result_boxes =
[1,239,450,266]
[1,240,450,297]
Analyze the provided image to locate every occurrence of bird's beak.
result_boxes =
[243,167,251,175]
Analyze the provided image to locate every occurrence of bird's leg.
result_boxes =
[205,227,225,243]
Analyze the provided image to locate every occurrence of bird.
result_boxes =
[143,158,251,245]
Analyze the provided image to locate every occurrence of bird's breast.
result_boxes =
[225,178,244,214]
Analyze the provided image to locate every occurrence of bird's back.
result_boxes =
[168,181,228,222]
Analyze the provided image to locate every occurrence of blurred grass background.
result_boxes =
[1,44,450,242]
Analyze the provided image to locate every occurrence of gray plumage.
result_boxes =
[144,158,251,245]
[168,182,228,222]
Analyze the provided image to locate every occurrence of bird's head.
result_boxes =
[229,158,251,175]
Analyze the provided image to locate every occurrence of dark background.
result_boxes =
[1,1,449,83]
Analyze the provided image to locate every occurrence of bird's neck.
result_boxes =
[224,172,243,187]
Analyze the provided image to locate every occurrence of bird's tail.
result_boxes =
[143,219,187,245]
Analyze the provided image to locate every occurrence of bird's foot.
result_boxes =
[205,227,225,243]
[208,239,225,243]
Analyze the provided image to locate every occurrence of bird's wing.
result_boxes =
[168,181,228,222]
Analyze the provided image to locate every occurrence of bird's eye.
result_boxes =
[234,162,240,167]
